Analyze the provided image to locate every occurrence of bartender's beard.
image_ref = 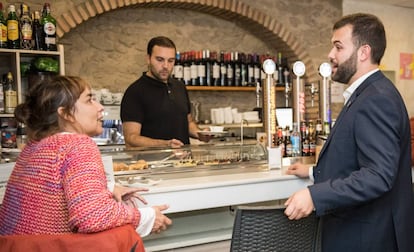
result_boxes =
[148,64,171,83]
[331,49,357,84]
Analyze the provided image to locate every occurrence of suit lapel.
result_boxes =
[316,71,383,164]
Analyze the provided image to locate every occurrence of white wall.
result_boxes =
[343,0,414,116]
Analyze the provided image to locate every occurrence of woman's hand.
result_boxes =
[112,184,148,205]
[151,204,172,234]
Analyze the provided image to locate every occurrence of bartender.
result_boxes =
[120,36,209,148]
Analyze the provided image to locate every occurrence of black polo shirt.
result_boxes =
[121,73,191,144]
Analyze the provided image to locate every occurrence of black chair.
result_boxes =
[230,206,321,252]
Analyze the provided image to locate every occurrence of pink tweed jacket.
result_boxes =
[0,133,140,235]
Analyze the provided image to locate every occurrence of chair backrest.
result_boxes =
[0,224,145,252]
[230,207,321,252]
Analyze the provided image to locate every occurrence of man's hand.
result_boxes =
[167,139,184,148]
[285,162,311,178]
[284,188,314,220]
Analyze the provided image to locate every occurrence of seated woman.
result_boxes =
[0,76,171,237]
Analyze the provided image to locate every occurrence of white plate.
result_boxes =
[114,169,149,176]
[197,131,228,136]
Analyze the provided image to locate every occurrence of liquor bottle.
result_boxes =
[16,122,27,149]
[315,118,323,138]
[240,53,248,86]
[226,52,234,86]
[173,51,183,82]
[41,3,57,51]
[323,121,331,136]
[219,51,227,86]
[4,72,17,114]
[234,52,241,86]
[182,52,191,86]
[20,3,33,50]
[190,51,199,86]
[204,49,212,86]
[211,51,221,86]
[308,120,316,156]
[301,121,310,156]
[276,126,285,155]
[197,50,206,86]
[6,4,19,49]
[284,126,292,157]
[290,122,301,157]
[0,3,7,48]
[0,75,4,113]
[32,10,44,50]
[247,54,255,85]
[253,53,261,84]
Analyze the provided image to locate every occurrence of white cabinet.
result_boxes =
[0,44,65,117]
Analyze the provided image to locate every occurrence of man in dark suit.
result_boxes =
[284,13,414,251]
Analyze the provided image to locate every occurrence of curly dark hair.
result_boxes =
[14,75,89,141]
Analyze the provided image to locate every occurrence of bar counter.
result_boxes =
[129,163,312,251]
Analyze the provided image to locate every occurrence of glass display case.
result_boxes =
[99,140,268,181]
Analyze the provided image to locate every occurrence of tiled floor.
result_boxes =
[158,240,231,252]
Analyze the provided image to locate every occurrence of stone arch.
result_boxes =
[56,0,319,82]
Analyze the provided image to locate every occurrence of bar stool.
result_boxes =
[230,206,321,252]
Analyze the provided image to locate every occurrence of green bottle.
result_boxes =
[41,3,57,51]
[0,2,7,48]
[6,4,19,49]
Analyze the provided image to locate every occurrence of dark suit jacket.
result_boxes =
[310,71,414,252]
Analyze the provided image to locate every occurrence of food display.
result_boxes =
[113,159,148,171]
[99,141,267,176]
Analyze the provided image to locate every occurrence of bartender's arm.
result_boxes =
[123,121,184,148]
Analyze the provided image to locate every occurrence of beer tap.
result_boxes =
[262,58,281,169]
[292,61,306,156]
[319,62,332,128]
[292,61,306,124]
[284,81,291,107]
[309,82,319,107]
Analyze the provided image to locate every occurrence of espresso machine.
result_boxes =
[93,105,124,145]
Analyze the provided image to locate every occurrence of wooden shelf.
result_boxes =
[186,86,286,92]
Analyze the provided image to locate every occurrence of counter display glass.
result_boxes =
[99,140,268,180]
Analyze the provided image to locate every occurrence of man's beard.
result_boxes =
[332,50,357,84]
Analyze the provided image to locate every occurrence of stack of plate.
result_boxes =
[242,111,260,123]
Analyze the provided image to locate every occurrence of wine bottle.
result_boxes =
[182,52,191,86]
[41,3,57,51]
[253,53,261,84]
[219,51,227,86]
[204,49,212,86]
[173,51,183,82]
[240,53,248,86]
[32,11,44,50]
[247,54,255,85]
[197,50,206,86]
[0,3,7,48]
[7,4,19,49]
[211,51,220,86]
[234,51,241,86]
[20,3,33,50]
[226,52,234,86]
[190,51,199,86]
